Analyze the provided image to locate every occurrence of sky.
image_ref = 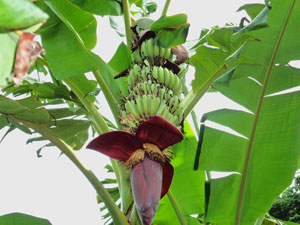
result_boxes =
[0,1,263,225]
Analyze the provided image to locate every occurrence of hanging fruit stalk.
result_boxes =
[87,18,189,225]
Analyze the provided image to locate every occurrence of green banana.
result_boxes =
[125,100,139,119]
[177,64,189,79]
[132,50,143,63]
[142,95,149,116]
[152,66,159,79]
[141,41,147,58]
[164,68,171,86]
[164,48,172,60]
[136,96,145,117]
[146,39,154,58]
[159,46,165,58]
[158,66,164,84]
[156,100,167,116]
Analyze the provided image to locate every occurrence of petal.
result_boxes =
[131,156,162,225]
[86,131,142,161]
[161,162,174,198]
[136,115,183,150]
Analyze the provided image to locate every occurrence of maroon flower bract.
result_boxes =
[87,115,183,197]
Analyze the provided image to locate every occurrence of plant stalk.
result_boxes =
[92,70,122,128]
[167,190,187,225]
[122,0,133,48]
[64,78,110,133]
[11,117,129,225]
[161,0,171,16]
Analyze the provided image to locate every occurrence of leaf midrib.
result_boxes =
[234,1,296,224]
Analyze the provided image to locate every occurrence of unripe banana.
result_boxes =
[136,96,144,118]
[141,69,147,81]
[141,82,147,94]
[133,64,140,76]
[156,100,167,115]
[150,97,160,115]
[128,69,137,87]
[152,66,159,79]
[164,48,172,60]
[159,87,166,101]
[158,67,164,84]
[146,39,154,58]
[171,96,179,113]
[164,68,171,86]
[141,41,147,58]
[161,106,170,119]
[173,107,183,117]
[154,45,160,58]
[159,46,165,58]
[132,50,143,63]
[142,95,149,116]
[177,64,189,79]
[125,100,139,119]
[173,76,182,94]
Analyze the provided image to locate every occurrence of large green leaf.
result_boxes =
[47,0,97,49]
[69,0,122,16]
[0,33,18,88]
[0,95,50,122]
[108,42,132,74]
[40,1,97,79]
[196,0,300,224]
[0,0,48,29]
[0,213,51,225]
[154,122,205,224]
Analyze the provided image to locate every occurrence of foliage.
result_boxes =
[269,176,300,223]
[0,0,300,224]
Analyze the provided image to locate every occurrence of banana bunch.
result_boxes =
[132,38,173,66]
[152,66,182,94]
[121,38,188,130]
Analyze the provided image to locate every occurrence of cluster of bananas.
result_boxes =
[132,38,172,66]
[120,38,187,130]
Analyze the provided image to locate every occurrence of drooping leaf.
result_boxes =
[196,0,300,224]
[237,3,266,20]
[109,16,125,37]
[91,53,128,101]
[46,0,97,49]
[154,24,190,48]
[150,14,188,32]
[108,42,132,73]
[0,212,51,225]
[48,119,91,150]
[40,1,97,79]
[69,0,122,16]
[0,115,9,130]
[154,122,205,224]
[190,45,230,93]
[0,32,18,88]
[0,0,48,29]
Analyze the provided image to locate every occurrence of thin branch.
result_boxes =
[122,0,133,48]
[64,78,110,133]
[161,0,171,16]
[167,190,187,225]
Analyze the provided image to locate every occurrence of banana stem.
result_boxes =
[167,190,187,225]
[63,78,123,199]
[92,70,122,128]
[122,0,133,48]
[11,117,129,225]
[64,78,110,133]
[161,0,171,16]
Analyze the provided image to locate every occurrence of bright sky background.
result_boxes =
[0,1,264,224]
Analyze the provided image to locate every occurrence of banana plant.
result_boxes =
[0,0,300,225]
